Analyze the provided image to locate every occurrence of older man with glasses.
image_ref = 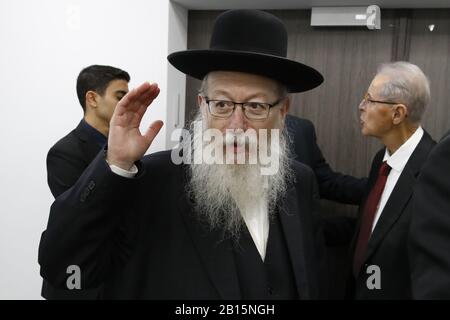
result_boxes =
[347,61,436,299]
[39,10,328,299]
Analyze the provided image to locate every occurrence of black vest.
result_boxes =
[233,212,298,299]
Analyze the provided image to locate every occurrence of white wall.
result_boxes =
[166,1,188,148]
[0,0,187,299]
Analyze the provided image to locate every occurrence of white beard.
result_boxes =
[186,113,293,240]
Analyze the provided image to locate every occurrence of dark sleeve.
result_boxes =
[44,144,104,299]
[309,126,368,205]
[321,150,383,247]
[321,216,357,246]
[46,145,88,198]
[39,150,143,291]
[409,135,450,299]
[299,165,328,299]
[311,172,329,299]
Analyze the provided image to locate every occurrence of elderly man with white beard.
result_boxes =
[180,71,294,257]
[39,10,327,299]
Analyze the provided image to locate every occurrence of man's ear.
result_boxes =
[197,95,209,121]
[85,91,98,110]
[280,97,290,121]
[197,94,204,108]
[392,104,408,125]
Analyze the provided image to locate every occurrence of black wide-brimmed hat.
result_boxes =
[168,9,323,93]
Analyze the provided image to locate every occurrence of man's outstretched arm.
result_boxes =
[39,82,163,290]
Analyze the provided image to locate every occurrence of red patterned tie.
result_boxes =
[353,161,391,277]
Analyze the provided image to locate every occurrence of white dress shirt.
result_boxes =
[239,196,270,261]
[108,161,270,261]
[371,126,424,232]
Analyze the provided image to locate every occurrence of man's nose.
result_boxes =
[228,105,247,130]
[358,101,365,112]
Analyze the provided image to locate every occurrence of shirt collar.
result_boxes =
[383,126,424,173]
[80,119,107,147]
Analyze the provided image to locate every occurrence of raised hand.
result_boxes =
[106,82,164,170]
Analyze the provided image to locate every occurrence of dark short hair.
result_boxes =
[76,65,130,112]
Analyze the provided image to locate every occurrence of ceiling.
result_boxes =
[172,0,450,10]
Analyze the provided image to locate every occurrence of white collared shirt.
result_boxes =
[240,198,270,261]
[371,126,424,232]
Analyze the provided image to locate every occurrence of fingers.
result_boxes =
[113,86,140,116]
[136,87,160,118]
[135,83,159,110]
[115,82,159,117]
[128,86,161,127]
[144,120,164,146]
[135,81,153,96]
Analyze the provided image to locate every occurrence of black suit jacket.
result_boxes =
[38,150,327,299]
[47,121,103,198]
[41,115,356,299]
[409,130,450,299]
[348,131,435,299]
[286,115,367,246]
[286,115,367,205]
[43,121,104,299]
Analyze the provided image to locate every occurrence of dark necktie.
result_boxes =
[353,161,391,277]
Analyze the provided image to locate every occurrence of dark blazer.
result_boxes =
[286,115,367,205]
[286,115,367,247]
[38,150,327,299]
[409,130,450,299]
[43,121,104,299]
[47,121,103,198]
[348,130,435,299]
[42,115,356,299]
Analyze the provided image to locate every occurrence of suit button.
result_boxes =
[80,188,90,202]
[88,181,96,190]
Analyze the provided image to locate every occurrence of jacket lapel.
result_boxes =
[365,167,414,259]
[177,167,241,299]
[74,121,104,160]
[278,185,311,299]
[364,132,435,261]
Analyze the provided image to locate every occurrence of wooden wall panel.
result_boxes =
[279,10,396,179]
[408,9,450,140]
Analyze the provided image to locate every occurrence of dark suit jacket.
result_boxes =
[286,115,367,205]
[41,115,357,299]
[409,130,450,299]
[47,121,103,198]
[348,131,435,299]
[286,115,367,247]
[43,121,105,299]
[38,150,326,299]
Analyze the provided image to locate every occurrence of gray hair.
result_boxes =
[376,61,430,123]
[199,74,209,95]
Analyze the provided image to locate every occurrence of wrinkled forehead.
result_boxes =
[205,71,282,101]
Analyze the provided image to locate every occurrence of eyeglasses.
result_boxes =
[360,93,401,107]
[203,96,286,120]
